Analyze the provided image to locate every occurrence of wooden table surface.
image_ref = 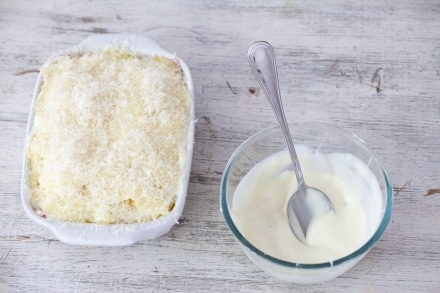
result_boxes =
[1,0,439,292]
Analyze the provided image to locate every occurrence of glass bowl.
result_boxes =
[220,122,393,283]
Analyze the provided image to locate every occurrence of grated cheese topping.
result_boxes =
[28,48,192,224]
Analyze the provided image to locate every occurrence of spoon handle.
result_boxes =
[247,41,305,186]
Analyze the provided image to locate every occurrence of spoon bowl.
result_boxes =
[247,41,334,242]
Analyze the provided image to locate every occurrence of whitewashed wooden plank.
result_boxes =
[1,0,440,291]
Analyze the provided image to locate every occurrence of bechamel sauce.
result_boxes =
[231,145,382,264]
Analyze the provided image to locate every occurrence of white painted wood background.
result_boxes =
[1,0,439,292]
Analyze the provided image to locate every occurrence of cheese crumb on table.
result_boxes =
[28,48,192,224]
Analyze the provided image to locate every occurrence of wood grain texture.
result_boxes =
[1,0,439,292]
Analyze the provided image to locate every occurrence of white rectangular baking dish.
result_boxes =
[21,34,195,246]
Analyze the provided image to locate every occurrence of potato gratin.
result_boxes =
[28,49,192,224]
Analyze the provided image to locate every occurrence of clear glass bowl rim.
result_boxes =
[220,122,393,269]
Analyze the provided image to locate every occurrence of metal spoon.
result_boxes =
[247,41,334,243]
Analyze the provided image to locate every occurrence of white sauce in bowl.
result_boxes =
[231,145,382,264]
